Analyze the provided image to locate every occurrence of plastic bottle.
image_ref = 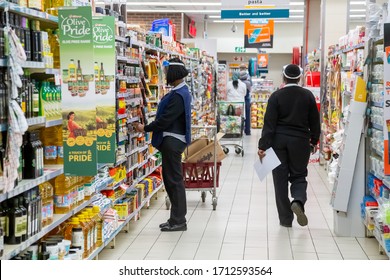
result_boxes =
[42,127,58,165]
[91,207,102,248]
[54,174,72,214]
[77,214,90,258]
[84,209,96,252]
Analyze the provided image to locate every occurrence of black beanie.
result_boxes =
[283,64,302,79]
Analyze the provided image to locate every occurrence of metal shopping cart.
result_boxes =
[217,101,245,156]
[165,125,222,210]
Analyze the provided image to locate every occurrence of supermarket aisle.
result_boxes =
[99,130,388,260]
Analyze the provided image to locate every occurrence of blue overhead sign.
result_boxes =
[221,9,290,19]
[221,0,290,19]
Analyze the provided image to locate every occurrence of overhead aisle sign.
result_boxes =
[244,19,274,48]
[59,6,97,176]
[93,16,117,164]
[221,0,290,19]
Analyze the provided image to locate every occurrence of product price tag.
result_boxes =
[54,74,61,86]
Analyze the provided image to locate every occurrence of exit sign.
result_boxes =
[235,47,246,53]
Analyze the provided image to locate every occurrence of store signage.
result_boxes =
[257,53,269,69]
[59,6,97,176]
[221,0,290,19]
[93,16,116,164]
[384,23,390,175]
[188,20,197,38]
[235,47,246,53]
[244,19,274,48]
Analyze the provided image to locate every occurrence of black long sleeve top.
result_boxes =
[144,93,186,135]
[258,85,321,150]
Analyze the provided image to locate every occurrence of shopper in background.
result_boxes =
[257,64,320,228]
[227,71,247,103]
[134,58,191,232]
[239,66,252,135]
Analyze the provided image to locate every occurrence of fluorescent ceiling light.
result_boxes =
[350,1,366,5]
[290,9,304,13]
[275,20,303,23]
[125,2,221,6]
[126,9,221,13]
[289,15,304,18]
[350,14,365,18]
[350,9,366,12]
[209,15,221,19]
[290,1,304,5]
[213,20,244,23]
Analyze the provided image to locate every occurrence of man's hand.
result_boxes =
[133,122,145,133]
[258,149,266,163]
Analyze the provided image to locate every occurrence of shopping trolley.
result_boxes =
[165,125,222,210]
[217,101,244,156]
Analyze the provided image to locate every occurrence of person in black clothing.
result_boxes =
[258,64,321,227]
[134,58,192,232]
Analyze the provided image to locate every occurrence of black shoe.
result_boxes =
[291,201,308,226]
[160,223,187,232]
[159,221,170,228]
[280,223,292,228]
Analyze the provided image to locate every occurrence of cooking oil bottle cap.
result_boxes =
[92,206,100,213]
[70,217,79,224]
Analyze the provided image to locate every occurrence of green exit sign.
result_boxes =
[235,47,246,53]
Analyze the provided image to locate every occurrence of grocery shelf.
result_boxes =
[1,195,97,260]
[117,92,129,98]
[115,36,127,43]
[373,229,390,258]
[45,68,60,75]
[371,123,383,131]
[126,97,142,106]
[26,116,46,127]
[127,58,140,65]
[0,2,58,23]
[371,101,384,108]
[117,113,127,120]
[0,59,45,68]
[370,170,384,181]
[127,116,140,124]
[374,36,384,45]
[0,165,63,203]
[118,134,127,143]
[46,118,62,127]
[147,111,157,117]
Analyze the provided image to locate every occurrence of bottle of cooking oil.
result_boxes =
[54,174,72,214]
[42,127,57,165]
[92,206,103,247]
[77,214,91,258]
[85,208,97,251]
[64,217,84,255]
[56,127,64,167]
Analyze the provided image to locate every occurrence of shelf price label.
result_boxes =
[93,16,117,164]
[384,23,390,175]
[59,6,98,176]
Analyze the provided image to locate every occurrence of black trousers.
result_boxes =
[271,134,311,225]
[159,136,187,225]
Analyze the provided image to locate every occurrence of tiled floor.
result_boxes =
[98,130,389,260]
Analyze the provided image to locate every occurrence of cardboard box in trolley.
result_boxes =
[184,134,226,163]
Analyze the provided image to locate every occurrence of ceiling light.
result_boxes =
[126,9,221,13]
[290,10,304,13]
[209,15,221,19]
[213,20,245,23]
[289,15,304,18]
[350,1,366,5]
[125,2,221,6]
[350,14,366,18]
[350,9,366,12]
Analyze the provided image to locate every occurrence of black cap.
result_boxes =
[283,64,303,79]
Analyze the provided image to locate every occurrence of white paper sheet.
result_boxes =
[254,148,281,182]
